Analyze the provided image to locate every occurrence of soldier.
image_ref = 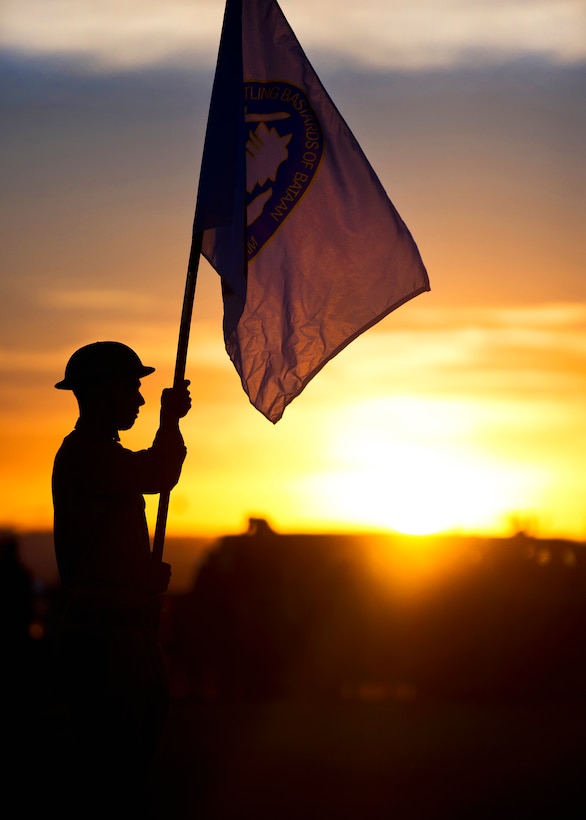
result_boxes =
[52,341,191,816]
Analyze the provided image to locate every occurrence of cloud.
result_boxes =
[39,288,161,312]
[310,302,586,410]
[1,0,584,72]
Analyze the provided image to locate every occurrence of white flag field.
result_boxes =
[193,0,430,423]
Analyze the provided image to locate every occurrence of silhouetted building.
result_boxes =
[168,522,586,702]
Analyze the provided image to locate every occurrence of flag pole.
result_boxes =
[152,230,204,563]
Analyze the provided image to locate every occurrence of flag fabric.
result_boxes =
[194,0,430,423]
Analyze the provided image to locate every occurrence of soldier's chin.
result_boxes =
[118,415,138,430]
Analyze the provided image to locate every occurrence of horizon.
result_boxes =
[12,521,586,599]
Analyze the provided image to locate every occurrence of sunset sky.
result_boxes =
[2,0,585,542]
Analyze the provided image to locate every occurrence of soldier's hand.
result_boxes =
[161,380,192,423]
[148,557,172,594]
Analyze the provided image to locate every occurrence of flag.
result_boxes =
[194,0,430,423]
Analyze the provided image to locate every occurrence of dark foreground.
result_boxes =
[148,696,585,819]
[6,690,586,818]
[7,526,586,817]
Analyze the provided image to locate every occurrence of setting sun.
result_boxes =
[290,396,547,536]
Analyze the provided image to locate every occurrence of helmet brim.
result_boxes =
[54,364,155,390]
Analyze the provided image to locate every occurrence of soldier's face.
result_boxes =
[112,378,145,430]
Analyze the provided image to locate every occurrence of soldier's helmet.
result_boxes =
[55,341,155,390]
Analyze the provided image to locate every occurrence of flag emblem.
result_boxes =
[245,81,323,260]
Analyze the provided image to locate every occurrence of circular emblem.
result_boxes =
[244,81,324,260]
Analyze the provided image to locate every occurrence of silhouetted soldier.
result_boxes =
[52,341,191,817]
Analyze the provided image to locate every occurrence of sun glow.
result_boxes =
[301,398,546,537]
[306,452,522,536]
